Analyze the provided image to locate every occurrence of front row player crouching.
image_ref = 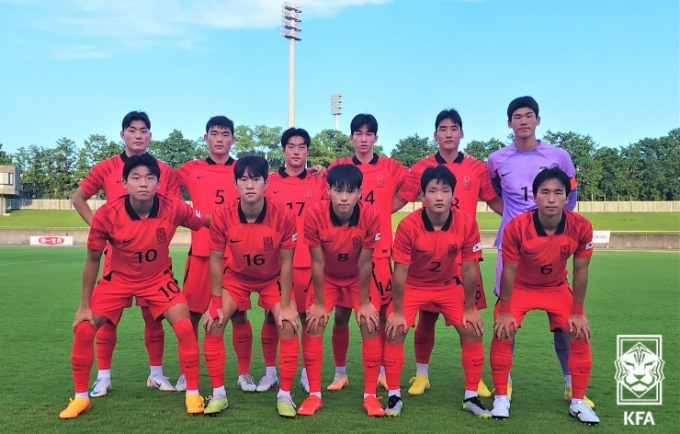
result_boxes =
[203,156,301,417]
[385,166,491,418]
[490,168,599,425]
[302,164,384,417]
[60,154,209,419]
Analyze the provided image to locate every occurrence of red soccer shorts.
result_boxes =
[388,283,466,328]
[182,255,234,314]
[293,267,312,314]
[421,260,487,313]
[306,274,381,313]
[223,272,293,314]
[493,284,582,331]
[90,270,186,325]
[336,257,392,309]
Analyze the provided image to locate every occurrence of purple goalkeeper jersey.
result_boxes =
[487,140,578,248]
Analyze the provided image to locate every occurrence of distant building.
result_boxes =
[0,165,22,215]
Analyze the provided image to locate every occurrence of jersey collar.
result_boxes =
[421,208,452,232]
[120,152,152,163]
[532,209,566,236]
[329,201,360,227]
[125,194,160,220]
[238,199,267,224]
[434,152,464,165]
[206,156,235,165]
[352,154,379,165]
[278,167,307,179]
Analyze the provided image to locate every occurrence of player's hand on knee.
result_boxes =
[568,315,591,342]
[357,303,380,333]
[72,307,95,332]
[462,308,484,337]
[493,313,517,340]
[277,303,300,333]
[385,312,408,340]
[306,303,328,333]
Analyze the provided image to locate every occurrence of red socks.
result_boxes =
[362,336,382,395]
[261,321,279,368]
[461,340,484,391]
[278,337,299,392]
[302,334,323,394]
[95,322,116,370]
[490,339,513,395]
[232,320,253,375]
[414,311,437,364]
[72,322,97,394]
[141,306,164,366]
[173,319,199,391]
[332,326,349,367]
[383,341,404,392]
[568,339,592,399]
[204,333,225,388]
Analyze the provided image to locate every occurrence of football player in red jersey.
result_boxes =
[489,168,598,425]
[326,114,408,391]
[60,154,208,419]
[71,111,181,397]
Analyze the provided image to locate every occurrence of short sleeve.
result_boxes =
[392,218,414,265]
[574,218,594,259]
[162,167,182,199]
[476,161,498,202]
[176,200,205,231]
[174,163,190,189]
[304,208,321,247]
[209,207,229,252]
[501,217,521,264]
[392,159,409,189]
[361,205,381,249]
[461,216,483,262]
[80,162,106,197]
[398,162,424,202]
[280,207,298,249]
[87,210,109,251]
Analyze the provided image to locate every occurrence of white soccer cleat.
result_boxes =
[299,374,310,394]
[237,374,257,392]
[462,396,492,418]
[256,373,279,392]
[569,400,600,426]
[90,377,112,398]
[491,396,511,419]
[175,374,187,392]
[146,375,176,392]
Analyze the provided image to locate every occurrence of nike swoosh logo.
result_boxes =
[123,238,136,243]
[230,239,242,243]
[367,364,379,369]
[501,172,512,177]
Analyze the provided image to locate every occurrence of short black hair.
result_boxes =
[435,109,463,130]
[123,154,160,181]
[234,155,269,181]
[122,111,151,130]
[421,165,457,193]
[350,113,378,135]
[507,96,539,121]
[327,164,363,191]
[532,167,571,196]
[281,127,311,148]
[206,116,234,134]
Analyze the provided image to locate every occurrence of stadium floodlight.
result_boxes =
[281,3,302,127]
[331,93,342,131]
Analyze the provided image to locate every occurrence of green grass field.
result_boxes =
[0,247,677,433]
[2,209,679,231]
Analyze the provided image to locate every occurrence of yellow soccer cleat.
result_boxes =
[326,373,349,391]
[185,394,205,415]
[478,379,492,398]
[407,375,430,396]
[59,397,91,419]
[564,388,595,409]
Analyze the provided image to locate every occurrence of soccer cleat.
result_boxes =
[256,373,279,392]
[363,395,385,417]
[407,375,430,396]
[491,396,511,419]
[299,375,310,394]
[385,395,403,417]
[147,375,176,392]
[478,379,492,398]
[203,394,229,416]
[507,383,512,401]
[564,388,595,409]
[59,397,91,419]
[237,374,257,392]
[90,377,112,398]
[175,374,187,392]
[569,400,600,426]
[185,394,205,415]
[326,373,349,391]
[297,395,323,416]
[462,396,492,418]
[378,374,388,391]
[277,395,297,418]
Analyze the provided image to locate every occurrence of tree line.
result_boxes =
[1,127,678,201]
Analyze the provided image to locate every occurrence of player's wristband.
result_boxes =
[571,301,584,315]
[499,300,511,314]
[209,296,222,320]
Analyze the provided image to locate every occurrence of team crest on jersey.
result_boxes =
[263,236,274,251]
[305,186,313,198]
[156,228,167,244]
[560,244,570,259]
[448,244,458,257]
[463,176,472,190]
[352,236,362,250]
[376,174,384,187]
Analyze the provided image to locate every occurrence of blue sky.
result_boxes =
[0,0,677,156]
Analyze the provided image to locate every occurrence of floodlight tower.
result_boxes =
[331,93,342,131]
[281,3,302,127]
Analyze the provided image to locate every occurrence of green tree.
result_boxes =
[148,130,200,169]
[594,147,628,200]
[75,134,123,183]
[545,131,602,202]
[47,138,79,198]
[0,143,12,165]
[390,134,437,168]
[16,145,52,198]
[233,125,283,169]
[463,138,505,162]
[309,129,353,167]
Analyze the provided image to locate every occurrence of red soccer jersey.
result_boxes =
[328,155,408,258]
[502,209,594,289]
[210,199,297,284]
[175,157,239,257]
[80,152,181,200]
[398,152,497,218]
[392,207,482,289]
[265,168,325,268]
[87,195,205,284]
[304,200,380,279]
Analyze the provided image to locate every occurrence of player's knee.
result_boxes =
[231,309,247,324]
[75,321,98,341]
[278,321,296,339]
[387,328,406,345]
